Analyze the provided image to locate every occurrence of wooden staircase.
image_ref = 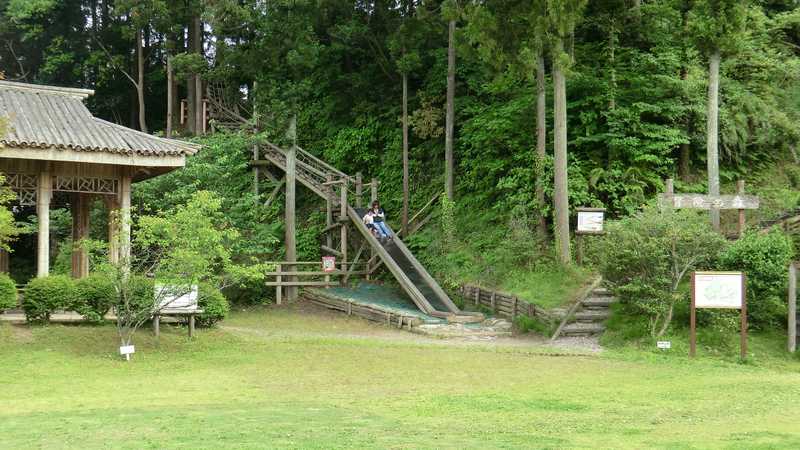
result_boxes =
[557,287,616,338]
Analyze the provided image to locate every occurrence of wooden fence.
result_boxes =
[265,261,369,305]
[459,284,552,322]
[304,289,423,330]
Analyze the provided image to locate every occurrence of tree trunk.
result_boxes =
[444,19,456,200]
[553,38,571,265]
[678,4,691,182]
[136,29,147,133]
[535,53,547,237]
[402,71,409,235]
[166,53,173,138]
[707,49,721,231]
[193,15,204,135]
[186,20,197,135]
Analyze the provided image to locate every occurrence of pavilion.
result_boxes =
[0,80,199,279]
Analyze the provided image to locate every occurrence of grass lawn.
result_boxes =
[2,305,800,449]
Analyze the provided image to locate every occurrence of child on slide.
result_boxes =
[370,201,392,242]
[363,209,386,240]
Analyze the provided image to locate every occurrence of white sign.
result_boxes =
[322,256,336,273]
[119,345,135,355]
[694,272,744,309]
[657,341,671,349]
[155,284,198,310]
[577,211,604,233]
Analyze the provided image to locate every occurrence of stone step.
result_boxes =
[592,287,614,297]
[561,322,606,337]
[574,311,610,323]
[582,297,616,308]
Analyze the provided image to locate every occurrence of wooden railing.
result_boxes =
[459,284,552,322]
[265,261,370,305]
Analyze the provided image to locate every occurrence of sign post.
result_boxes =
[659,178,758,236]
[690,271,747,359]
[575,207,605,265]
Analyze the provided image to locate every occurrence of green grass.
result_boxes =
[499,266,592,309]
[2,306,800,449]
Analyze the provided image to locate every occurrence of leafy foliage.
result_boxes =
[74,274,115,324]
[0,272,17,310]
[592,205,727,338]
[23,275,76,323]
[197,283,230,327]
[719,231,794,329]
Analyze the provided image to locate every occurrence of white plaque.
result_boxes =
[119,345,135,355]
[577,211,604,233]
[657,341,671,349]
[694,272,744,309]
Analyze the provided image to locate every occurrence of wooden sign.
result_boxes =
[690,271,747,359]
[155,284,198,310]
[576,209,605,234]
[658,194,759,210]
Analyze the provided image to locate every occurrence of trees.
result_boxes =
[443,0,459,201]
[545,0,586,265]
[689,0,749,230]
[105,191,264,356]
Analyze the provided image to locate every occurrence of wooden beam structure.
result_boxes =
[36,169,51,277]
[71,193,91,278]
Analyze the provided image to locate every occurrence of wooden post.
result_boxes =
[71,193,91,278]
[37,170,51,277]
[690,272,696,358]
[153,315,160,338]
[490,291,496,312]
[737,180,746,238]
[512,296,518,320]
[371,178,378,203]
[474,287,479,307]
[276,264,282,305]
[189,314,196,338]
[355,172,363,208]
[285,136,297,302]
[340,181,348,279]
[253,144,260,196]
[119,173,132,268]
[105,196,120,265]
[789,263,797,353]
[741,273,748,360]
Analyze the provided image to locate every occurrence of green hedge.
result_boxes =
[75,275,115,324]
[197,283,229,327]
[23,275,77,323]
[0,273,17,310]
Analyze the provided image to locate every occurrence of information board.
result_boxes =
[576,211,604,233]
[693,271,744,309]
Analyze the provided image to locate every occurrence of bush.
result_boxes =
[197,283,229,327]
[75,274,115,323]
[23,275,77,323]
[719,230,794,329]
[0,272,17,310]
[591,205,727,338]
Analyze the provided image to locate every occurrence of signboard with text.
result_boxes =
[576,211,604,234]
[658,194,759,210]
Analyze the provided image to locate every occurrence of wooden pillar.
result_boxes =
[276,264,283,305]
[37,170,51,277]
[325,174,333,250]
[71,193,91,278]
[253,144,260,196]
[789,262,797,353]
[370,178,378,203]
[0,249,8,274]
[355,172,363,208]
[285,144,297,302]
[737,180,746,238]
[340,181,348,280]
[119,174,132,267]
[104,196,120,265]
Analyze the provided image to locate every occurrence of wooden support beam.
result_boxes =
[325,174,334,251]
[264,177,286,208]
[789,262,797,353]
[343,243,366,285]
[276,264,282,305]
[119,173,132,267]
[104,196,120,266]
[320,245,343,257]
[321,222,342,234]
[37,170,51,277]
[340,181,348,275]
[356,172,363,208]
[71,193,91,278]
[285,141,297,301]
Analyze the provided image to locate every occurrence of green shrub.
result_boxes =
[23,275,77,323]
[197,283,229,327]
[75,274,115,323]
[591,205,727,338]
[719,231,794,329]
[0,272,17,310]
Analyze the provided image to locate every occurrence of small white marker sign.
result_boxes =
[657,341,671,350]
[119,345,135,356]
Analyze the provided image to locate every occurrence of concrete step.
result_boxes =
[592,287,614,297]
[582,297,616,308]
[561,322,606,337]
[574,311,610,323]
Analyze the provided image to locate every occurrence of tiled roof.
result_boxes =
[0,80,199,157]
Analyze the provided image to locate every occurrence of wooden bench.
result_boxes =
[152,285,204,338]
